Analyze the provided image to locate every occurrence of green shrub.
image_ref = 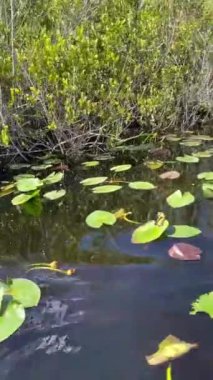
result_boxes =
[0,0,212,155]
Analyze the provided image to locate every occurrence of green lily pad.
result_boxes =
[131,219,169,244]
[8,278,41,308]
[190,135,213,141]
[145,160,164,170]
[128,181,156,190]
[165,135,181,142]
[14,174,35,180]
[176,155,199,163]
[12,191,39,206]
[0,183,15,198]
[110,164,132,172]
[180,140,202,147]
[0,301,25,342]
[192,151,212,158]
[31,164,52,171]
[166,190,195,208]
[43,171,64,185]
[190,292,213,319]
[167,225,201,238]
[82,161,100,167]
[9,163,31,170]
[86,210,116,228]
[146,335,198,366]
[92,185,122,194]
[43,189,66,200]
[80,177,108,186]
[16,177,43,192]
[197,172,213,181]
[202,182,213,198]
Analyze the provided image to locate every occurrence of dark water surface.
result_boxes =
[0,144,213,379]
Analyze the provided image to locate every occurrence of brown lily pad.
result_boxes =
[168,243,202,261]
[159,170,180,180]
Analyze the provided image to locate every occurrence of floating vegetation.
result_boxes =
[159,171,180,180]
[144,160,164,170]
[12,191,39,206]
[190,292,213,319]
[166,190,195,208]
[128,181,156,190]
[131,213,169,244]
[167,225,201,238]
[82,161,100,167]
[92,185,122,193]
[197,172,213,181]
[86,210,117,228]
[146,335,198,365]
[176,155,199,163]
[180,140,202,147]
[202,183,213,199]
[28,261,76,276]
[43,189,66,200]
[80,177,108,186]
[168,243,202,261]
[110,164,132,172]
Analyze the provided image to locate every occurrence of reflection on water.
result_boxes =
[0,146,213,379]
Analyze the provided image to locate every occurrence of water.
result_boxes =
[0,142,213,379]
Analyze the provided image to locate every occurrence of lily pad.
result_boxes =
[192,151,212,158]
[167,225,201,238]
[0,183,15,198]
[8,278,41,308]
[166,190,195,208]
[110,164,132,172]
[159,171,180,180]
[168,243,202,261]
[190,292,213,318]
[202,182,213,198]
[31,164,52,171]
[16,177,43,192]
[180,140,202,147]
[43,171,64,185]
[128,181,156,190]
[146,335,198,366]
[0,301,25,342]
[131,219,169,244]
[82,161,100,167]
[80,177,108,186]
[86,210,116,228]
[165,135,181,142]
[43,189,66,200]
[190,135,213,141]
[176,155,199,163]
[9,163,30,170]
[92,185,122,194]
[12,191,39,206]
[145,160,164,170]
[14,174,35,180]
[197,172,213,181]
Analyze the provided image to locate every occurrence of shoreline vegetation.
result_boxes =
[0,0,212,161]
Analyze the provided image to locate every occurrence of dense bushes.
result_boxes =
[0,0,212,157]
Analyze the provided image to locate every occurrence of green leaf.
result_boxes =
[82,161,100,167]
[192,151,212,158]
[166,190,195,208]
[146,335,198,366]
[11,191,39,206]
[0,183,15,198]
[166,135,181,142]
[10,163,31,170]
[167,225,201,238]
[31,164,52,171]
[0,286,4,309]
[145,160,164,170]
[190,135,213,141]
[176,155,199,163]
[80,177,108,186]
[180,140,202,147]
[128,181,156,190]
[190,292,213,318]
[86,210,116,228]
[202,182,213,199]
[197,172,213,181]
[8,278,41,308]
[14,174,35,180]
[0,301,25,342]
[92,185,122,194]
[131,219,169,244]
[16,177,43,192]
[43,189,66,200]
[43,171,64,185]
[110,164,132,172]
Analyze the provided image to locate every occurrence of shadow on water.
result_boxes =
[0,142,213,379]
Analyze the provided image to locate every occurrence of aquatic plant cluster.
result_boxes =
[0,0,212,157]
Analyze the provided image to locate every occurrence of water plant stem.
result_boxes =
[166,363,172,380]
